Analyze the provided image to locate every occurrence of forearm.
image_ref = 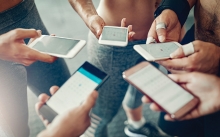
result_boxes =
[68,0,98,23]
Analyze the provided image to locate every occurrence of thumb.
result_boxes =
[81,91,98,113]
[168,73,191,84]
[92,22,104,37]
[170,47,185,58]
[11,29,41,40]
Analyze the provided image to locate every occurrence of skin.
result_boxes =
[36,86,98,137]
[0,0,23,12]
[69,0,161,40]
[68,0,162,124]
[142,72,220,121]
[147,0,220,75]
[0,29,56,66]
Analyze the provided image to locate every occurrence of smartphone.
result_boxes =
[99,26,128,47]
[134,42,181,61]
[29,35,86,58]
[39,61,108,122]
[122,61,199,119]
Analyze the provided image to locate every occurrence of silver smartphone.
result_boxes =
[29,35,86,58]
[123,61,199,119]
[134,42,181,61]
[99,26,128,47]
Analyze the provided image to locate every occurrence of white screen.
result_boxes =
[140,43,179,58]
[128,65,193,114]
[101,27,127,42]
[47,68,102,114]
[33,36,80,55]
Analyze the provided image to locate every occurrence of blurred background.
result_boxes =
[28,0,194,136]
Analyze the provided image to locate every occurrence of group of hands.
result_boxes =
[0,9,220,137]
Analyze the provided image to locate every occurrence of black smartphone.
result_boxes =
[39,61,108,122]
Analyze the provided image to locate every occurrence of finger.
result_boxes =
[121,18,126,27]
[156,27,167,43]
[11,29,41,40]
[168,73,191,83]
[81,90,98,113]
[141,96,152,103]
[170,47,185,58]
[35,102,45,113]
[164,114,175,121]
[150,103,162,111]
[128,32,135,40]
[147,20,158,44]
[92,21,104,38]
[178,110,200,121]
[49,86,59,95]
[167,68,188,74]
[128,25,132,32]
[38,93,50,103]
[25,47,56,63]
[21,59,36,66]
[43,119,50,126]
[157,58,188,70]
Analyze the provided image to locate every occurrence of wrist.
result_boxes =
[154,0,190,27]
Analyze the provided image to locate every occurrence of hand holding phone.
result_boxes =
[123,61,199,119]
[39,61,108,122]
[99,26,128,47]
[29,35,86,58]
[134,42,181,61]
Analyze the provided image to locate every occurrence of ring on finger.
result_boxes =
[156,22,167,30]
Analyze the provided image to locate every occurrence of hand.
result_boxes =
[157,40,220,74]
[36,86,98,137]
[120,18,135,41]
[87,15,105,39]
[0,29,56,66]
[146,9,181,43]
[142,72,220,121]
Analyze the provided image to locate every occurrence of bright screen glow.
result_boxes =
[128,65,193,114]
[47,68,102,114]
[33,36,80,55]
[101,27,127,42]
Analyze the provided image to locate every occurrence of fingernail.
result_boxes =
[37,30,42,36]
[97,29,100,34]
[159,36,165,42]
[170,49,178,58]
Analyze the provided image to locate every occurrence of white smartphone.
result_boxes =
[134,42,181,61]
[123,61,199,119]
[39,61,108,122]
[29,35,86,58]
[99,26,128,47]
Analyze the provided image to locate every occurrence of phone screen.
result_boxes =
[101,27,127,42]
[47,62,108,114]
[32,36,80,55]
[140,43,179,58]
[127,64,194,114]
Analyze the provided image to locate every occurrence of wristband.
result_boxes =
[154,0,190,27]
[182,42,194,56]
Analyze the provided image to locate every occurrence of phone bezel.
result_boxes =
[29,35,86,58]
[134,42,181,61]
[122,61,199,119]
[98,26,128,47]
[46,61,109,114]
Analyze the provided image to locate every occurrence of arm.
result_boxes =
[68,0,105,38]
[147,0,197,43]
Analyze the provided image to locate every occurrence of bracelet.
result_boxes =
[154,0,190,27]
